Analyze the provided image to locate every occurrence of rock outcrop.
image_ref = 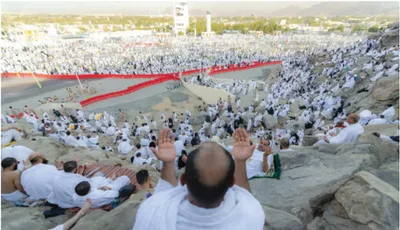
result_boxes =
[307,171,399,230]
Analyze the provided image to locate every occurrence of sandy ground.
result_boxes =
[212,65,279,81]
[1,77,149,113]
[1,65,278,123]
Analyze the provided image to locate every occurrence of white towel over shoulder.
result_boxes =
[133,179,265,230]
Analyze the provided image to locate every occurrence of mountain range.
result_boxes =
[2,1,399,17]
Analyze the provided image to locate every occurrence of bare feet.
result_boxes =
[76,165,85,175]
[110,172,117,181]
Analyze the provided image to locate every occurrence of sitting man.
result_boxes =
[136,169,153,199]
[48,161,88,208]
[279,138,295,153]
[72,174,135,208]
[21,153,62,201]
[1,157,28,202]
[117,138,133,160]
[246,137,271,179]
[2,145,33,171]
[133,128,265,229]
[1,126,23,146]
[323,113,364,144]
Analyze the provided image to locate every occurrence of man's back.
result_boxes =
[48,172,88,208]
[1,170,20,194]
[330,123,364,144]
[21,164,60,200]
[73,188,118,208]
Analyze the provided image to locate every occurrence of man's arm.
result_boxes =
[151,129,177,187]
[262,155,269,173]
[232,128,255,192]
[234,160,250,192]
[61,199,92,230]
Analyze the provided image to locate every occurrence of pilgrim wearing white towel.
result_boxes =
[380,105,395,122]
[1,145,33,171]
[21,153,62,201]
[134,128,265,230]
[1,128,23,146]
[73,176,130,208]
[47,162,88,208]
[325,114,364,144]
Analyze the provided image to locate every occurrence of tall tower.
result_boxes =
[174,2,189,35]
[206,11,211,33]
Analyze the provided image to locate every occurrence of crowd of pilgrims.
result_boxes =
[1,32,399,230]
[1,34,359,76]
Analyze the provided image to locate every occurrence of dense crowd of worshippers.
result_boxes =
[1,31,399,230]
[1,34,360,76]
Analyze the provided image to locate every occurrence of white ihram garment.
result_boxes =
[133,179,265,230]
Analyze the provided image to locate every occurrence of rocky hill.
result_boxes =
[1,25,399,230]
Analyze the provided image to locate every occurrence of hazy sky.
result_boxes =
[1,1,320,15]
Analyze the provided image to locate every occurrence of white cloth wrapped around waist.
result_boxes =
[1,190,28,202]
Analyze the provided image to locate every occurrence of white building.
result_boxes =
[174,2,189,35]
[206,11,212,33]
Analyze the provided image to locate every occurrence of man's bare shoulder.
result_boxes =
[2,170,20,179]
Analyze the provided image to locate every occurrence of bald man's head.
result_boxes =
[183,142,234,207]
[347,113,360,125]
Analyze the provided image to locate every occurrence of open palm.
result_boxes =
[232,128,255,161]
[151,129,176,163]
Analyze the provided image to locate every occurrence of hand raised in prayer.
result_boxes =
[151,128,176,163]
[263,146,272,157]
[232,128,256,161]
[98,186,112,191]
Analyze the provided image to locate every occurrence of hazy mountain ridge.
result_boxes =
[271,2,400,17]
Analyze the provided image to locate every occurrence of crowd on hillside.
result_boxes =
[1,34,360,76]
[1,29,399,230]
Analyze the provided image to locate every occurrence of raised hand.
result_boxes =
[232,128,256,161]
[151,128,176,163]
[263,146,272,157]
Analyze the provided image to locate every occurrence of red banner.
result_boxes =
[1,60,282,107]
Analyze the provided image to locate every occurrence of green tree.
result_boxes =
[178,31,185,36]
[77,26,87,33]
[368,25,379,33]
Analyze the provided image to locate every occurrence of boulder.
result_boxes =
[191,114,205,126]
[302,136,319,147]
[284,120,305,131]
[372,75,399,101]
[250,149,375,225]
[335,171,399,230]
[370,161,399,190]
[1,204,56,230]
[379,28,399,49]
[308,171,399,230]
[73,192,150,230]
[263,205,305,230]
[356,133,399,165]
[263,113,278,129]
